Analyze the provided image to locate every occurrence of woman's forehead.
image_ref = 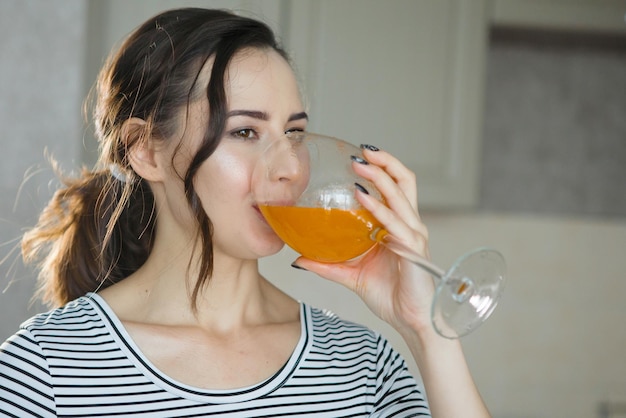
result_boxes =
[186,48,302,126]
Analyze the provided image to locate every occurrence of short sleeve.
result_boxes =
[371,335,431,417]
[0,329,57,417]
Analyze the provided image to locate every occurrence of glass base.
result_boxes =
[431,248,506,339]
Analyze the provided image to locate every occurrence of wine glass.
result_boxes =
[252,132,506,338]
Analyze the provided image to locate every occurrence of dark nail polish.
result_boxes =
[354,182,369,195]
[360,144,380,152]
[291,262,308,271]
[350,155,369,165]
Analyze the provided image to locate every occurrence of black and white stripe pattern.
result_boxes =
[1,294,430,417]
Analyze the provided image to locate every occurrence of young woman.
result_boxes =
[0,8,490,417]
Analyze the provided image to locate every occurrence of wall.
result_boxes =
[426,214,626,418]
[0,0,87,333]
[1,2,625,418]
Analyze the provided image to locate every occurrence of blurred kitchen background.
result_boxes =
[1,1,625,417]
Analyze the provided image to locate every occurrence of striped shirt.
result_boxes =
[0,293,430,417]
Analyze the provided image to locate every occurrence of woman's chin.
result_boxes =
[250,232,286,259]
[263,240,286,258]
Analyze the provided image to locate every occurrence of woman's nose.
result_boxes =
[252,133,311,206]
[266,136,306,183]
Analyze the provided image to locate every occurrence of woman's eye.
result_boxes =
[285,127,305,134]
[231,128,257,140]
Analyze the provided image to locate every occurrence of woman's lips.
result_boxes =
[253,205,269,225]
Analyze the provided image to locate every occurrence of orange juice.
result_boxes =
[259,205,382,263]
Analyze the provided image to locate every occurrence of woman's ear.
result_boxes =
[122,118,164,182]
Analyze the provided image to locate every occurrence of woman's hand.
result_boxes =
[292,145,435,335]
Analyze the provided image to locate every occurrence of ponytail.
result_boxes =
[22,167,155,308]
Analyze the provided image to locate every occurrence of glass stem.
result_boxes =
[405,253,446,280]
[372,228,446,279]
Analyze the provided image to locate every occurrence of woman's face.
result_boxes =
[161,48,308,261]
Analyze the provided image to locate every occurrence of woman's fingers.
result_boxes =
[360,146,419,213]
[352,147,428,241]
[356,186,429,257]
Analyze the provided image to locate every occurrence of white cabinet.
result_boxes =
[283,0,489,209]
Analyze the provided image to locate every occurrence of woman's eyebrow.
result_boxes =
[288,111,308,122]
[227,110,268,120]
[226,110,309,122]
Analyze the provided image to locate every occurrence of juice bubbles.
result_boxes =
[259,205,381,263]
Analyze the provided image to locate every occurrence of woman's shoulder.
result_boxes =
[20,294,103,334]
[2,295,110,367]
[305,304,381,346]
[307,305,375,329]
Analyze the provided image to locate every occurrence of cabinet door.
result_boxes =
[284,0,488,208]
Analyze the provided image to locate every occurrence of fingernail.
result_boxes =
[354,182,369,195]
[291,262,308,271]
[350,155,369,165]
[360,144,380,152]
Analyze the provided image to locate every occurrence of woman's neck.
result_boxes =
[99,241,296,332]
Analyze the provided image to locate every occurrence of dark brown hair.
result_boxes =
[21,8,289,308]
